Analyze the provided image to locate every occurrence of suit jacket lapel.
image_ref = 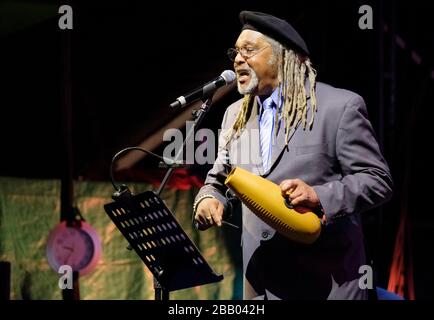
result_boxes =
[233,79,313,176]
[267,83,312,173]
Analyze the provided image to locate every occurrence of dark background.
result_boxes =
[1,0,433,299]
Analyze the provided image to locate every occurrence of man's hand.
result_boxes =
[280,178,327,223]
[194,198,224,229]
[279,178,320,209]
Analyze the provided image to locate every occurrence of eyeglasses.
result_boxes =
[227,45,270,62]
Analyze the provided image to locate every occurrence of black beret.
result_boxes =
[239,11,309,56]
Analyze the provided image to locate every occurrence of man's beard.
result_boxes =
[237,68,259,95]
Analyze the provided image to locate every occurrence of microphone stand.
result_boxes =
[153,96,214,300]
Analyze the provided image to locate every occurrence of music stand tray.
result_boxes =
[104,190,223,292]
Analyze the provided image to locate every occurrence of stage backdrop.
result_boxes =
[0,177,243,300]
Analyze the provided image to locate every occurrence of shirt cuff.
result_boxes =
[192,194,216,215]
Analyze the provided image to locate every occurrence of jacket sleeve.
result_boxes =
[312,95,393,222]
[193,108,232,212]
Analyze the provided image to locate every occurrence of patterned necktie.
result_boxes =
[259,97,276,172]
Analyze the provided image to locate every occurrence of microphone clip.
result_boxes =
[158,160,187,169]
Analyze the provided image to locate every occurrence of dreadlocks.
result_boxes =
[228,35,317,144]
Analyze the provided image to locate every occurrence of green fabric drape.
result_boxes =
[0,177,242,300]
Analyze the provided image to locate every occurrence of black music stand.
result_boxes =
[104,187,223,297]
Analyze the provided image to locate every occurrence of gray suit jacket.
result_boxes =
[195,82,393,300]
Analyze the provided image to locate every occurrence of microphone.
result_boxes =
[170,70,236,109]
